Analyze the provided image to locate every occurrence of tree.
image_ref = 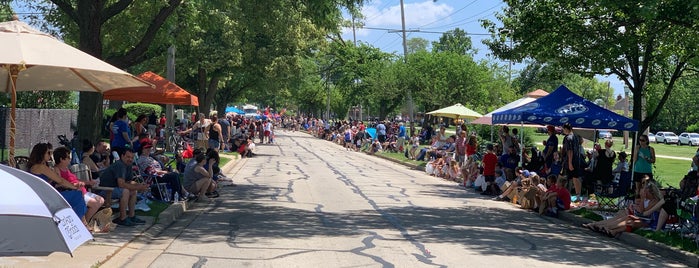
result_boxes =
[407,37,430,54]
[514,62,613,106]
[22,0,183,142]
[431,28,474,55]
[482,1,699,134]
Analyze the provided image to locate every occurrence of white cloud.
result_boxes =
[363,1,454,28]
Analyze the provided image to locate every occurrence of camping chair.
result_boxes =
[13,156,30,171]
[676,197,699,247]
[69,163,116,208]
[134,161,168,202]
[595,171,632,211]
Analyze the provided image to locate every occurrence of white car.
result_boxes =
[655,131,679,144]
[648,133,656,143]
[679,132,699,146]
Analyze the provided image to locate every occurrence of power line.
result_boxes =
[422,2,503,30]
[364,0,397,23]
[352,26,490,35]
[417,0,478,28]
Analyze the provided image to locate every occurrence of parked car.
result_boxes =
[655,131,679,144]
[647,133,656,143]
[597,130,612,139]
[678,132,699,146]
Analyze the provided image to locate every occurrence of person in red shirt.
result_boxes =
[540,176,571,217]
[481,143,499,195]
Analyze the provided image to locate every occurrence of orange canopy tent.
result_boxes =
[103,71,199,106]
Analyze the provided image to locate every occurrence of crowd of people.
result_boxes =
[21,107,288,231]
[301,117,699,235]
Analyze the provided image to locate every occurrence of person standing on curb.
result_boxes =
[633,134,655,196]
[562,123,584,203]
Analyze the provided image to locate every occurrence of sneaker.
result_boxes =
[113,217,135,227]
[130,216,146,225]
[571,195,579,202]
[491,196,503,201]
[205,191,220,198]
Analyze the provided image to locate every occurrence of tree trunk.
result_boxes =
[76,2,105,143]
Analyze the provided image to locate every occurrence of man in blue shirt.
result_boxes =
[377,121,387,143]
[397,122,407,151]
[111,108,132,150]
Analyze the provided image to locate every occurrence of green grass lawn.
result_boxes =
[135,200,170,223]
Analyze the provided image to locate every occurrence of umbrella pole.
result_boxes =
[7,64,21,167]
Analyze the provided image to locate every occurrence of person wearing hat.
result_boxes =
[543,125,559,170]
[137,140,189,202]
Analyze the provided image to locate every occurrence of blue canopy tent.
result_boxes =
[492,85,639,131]
[492,85,639,169]
[225,106,244,114]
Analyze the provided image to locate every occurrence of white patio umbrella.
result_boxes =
[0,164,92,256]
[0,19,153,164]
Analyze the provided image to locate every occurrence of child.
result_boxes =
[612,151,629,183]
[547,151,563,177]
[409,133,420,160]
[539,176,571,217]
[445,159,460,181]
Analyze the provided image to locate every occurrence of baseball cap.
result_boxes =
[521,170,530,178]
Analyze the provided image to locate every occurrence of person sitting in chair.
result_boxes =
[137,141,189,202]
[99,148,149,227]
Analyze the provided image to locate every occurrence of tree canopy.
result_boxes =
[482,0,699,133]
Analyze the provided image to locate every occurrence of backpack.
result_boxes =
[88,207,113,233]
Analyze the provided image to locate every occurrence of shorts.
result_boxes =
[556,198,566,210]
[208,139,220,149]
[564,167,582,179]
[185,183,199,194]
[84,191,100,203]
[103,187,124,199]
[264,130,270,137]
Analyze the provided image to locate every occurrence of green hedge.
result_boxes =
[105,103,162,122]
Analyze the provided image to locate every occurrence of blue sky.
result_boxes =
[340,0,626,97]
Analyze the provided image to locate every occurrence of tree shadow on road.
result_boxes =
[162,183,668,267]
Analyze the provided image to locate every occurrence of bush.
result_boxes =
[122,103,162,119]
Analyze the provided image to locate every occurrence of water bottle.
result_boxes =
[174,192,180,203]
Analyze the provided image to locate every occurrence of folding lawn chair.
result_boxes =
[595,171,632,211]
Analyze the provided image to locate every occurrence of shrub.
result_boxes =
[122,103,162,119]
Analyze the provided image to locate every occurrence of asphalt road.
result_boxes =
[107,130,686,268]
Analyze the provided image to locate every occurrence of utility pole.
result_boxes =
[399,0,414,123]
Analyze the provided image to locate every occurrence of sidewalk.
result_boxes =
[0,154,241,268]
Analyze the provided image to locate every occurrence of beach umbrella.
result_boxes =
[0,165,92,256]
[426,103,482,120]
[0,19,152,164]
